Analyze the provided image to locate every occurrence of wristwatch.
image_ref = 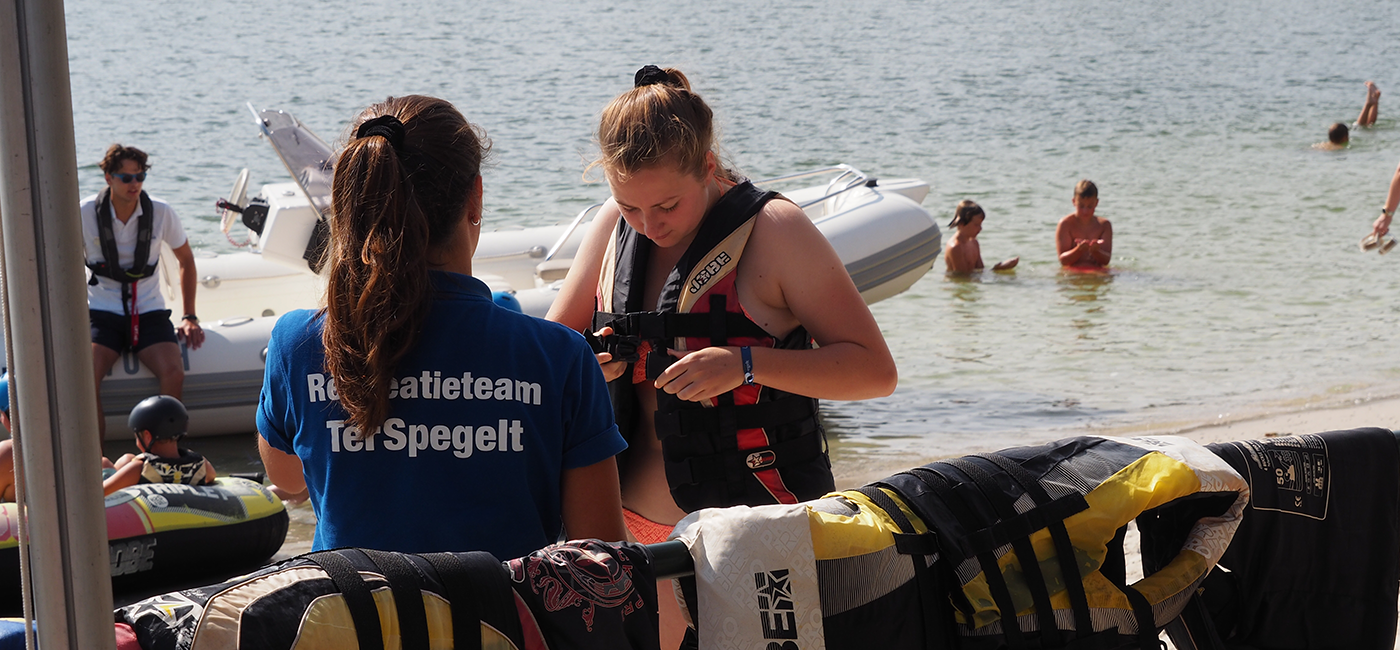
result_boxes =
[1383,208,1395,218]
[181,314,199,323]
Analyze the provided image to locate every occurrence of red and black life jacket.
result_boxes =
[87,188,158,346]
[593,180,834,513]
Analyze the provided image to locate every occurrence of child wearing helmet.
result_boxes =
[103,395,216,495]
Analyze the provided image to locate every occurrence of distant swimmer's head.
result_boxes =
[1328,122,1350,146]
[327,95,492,436]
[949,200,985,232]
[1072,179,1099,215]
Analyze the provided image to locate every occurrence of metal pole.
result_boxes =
[0,0,118,646]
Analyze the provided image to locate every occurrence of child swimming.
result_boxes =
[944,200,1018,273]
[1056,180,1113,268]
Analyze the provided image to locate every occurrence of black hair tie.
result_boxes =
[634,65,670,88]
[356,114,405,151]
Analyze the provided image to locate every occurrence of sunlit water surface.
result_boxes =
[64,0,1400,546]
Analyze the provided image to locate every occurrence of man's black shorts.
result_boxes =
[90,309,179,353]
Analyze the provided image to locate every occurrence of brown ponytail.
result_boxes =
[593,66,720,182]
[323,95,489,437]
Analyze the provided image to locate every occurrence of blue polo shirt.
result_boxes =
[258,271,624,558]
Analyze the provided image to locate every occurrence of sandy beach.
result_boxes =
[832,388,1400,489]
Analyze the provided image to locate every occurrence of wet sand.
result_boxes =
[832,390,1400,489]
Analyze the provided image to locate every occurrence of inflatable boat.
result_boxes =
[190,106,941,320]
[3,107,939,438]
[0,476,288,613]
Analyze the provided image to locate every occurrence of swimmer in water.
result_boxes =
[1318,82,1380,150]
[1358,81,1381,128]
[1318,122,1350,150]
[944,200,1018,273]
[1056,180,1112,268]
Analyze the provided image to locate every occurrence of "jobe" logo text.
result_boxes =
[689,252,732,294]
[755,569,799,650]
[110,538,156,576]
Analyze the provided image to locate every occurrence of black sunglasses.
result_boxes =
[111,172,146,184]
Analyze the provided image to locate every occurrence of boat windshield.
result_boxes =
[251,107,334,218]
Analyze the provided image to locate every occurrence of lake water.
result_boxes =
[63,0,1400,523]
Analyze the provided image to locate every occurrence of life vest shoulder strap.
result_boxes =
[88,188,158,284]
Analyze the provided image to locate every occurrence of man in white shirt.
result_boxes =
[82,145,203,437]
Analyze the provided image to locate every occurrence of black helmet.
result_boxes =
[128,395,189,440]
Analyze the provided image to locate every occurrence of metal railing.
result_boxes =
[756,164,874,210]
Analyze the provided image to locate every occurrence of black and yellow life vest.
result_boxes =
[672,434,1249,650]
[117,539,659,650]
[135,449,210,486]
[593,180,833,513]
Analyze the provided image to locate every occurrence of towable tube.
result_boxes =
[672,435,1249,650]
[0,477,288,613]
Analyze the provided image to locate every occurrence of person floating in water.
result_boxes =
[1358,81,1380,128]
[1319,82,1380,150]
[1056,180,1112,268]
[103,395,216,495]
[1319,122,1350,150]
[944,200,1018,273]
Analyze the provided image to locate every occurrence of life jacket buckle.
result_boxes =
[584,328,642,364]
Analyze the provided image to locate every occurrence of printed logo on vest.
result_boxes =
[746,450,776,469]
[755,569,799,647]
[689,251,732,294]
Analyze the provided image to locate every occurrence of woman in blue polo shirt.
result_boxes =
[257,96,627,558]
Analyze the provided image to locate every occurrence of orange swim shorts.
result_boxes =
[623,508,675,545]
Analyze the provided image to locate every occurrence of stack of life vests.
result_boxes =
[671,434,1249,650]
[116,539,660,650]
[108,434,1251,650]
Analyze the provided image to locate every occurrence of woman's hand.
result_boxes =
[592,326,627,382]
[654,347,743,402]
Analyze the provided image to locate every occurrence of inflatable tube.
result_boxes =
[0,477,288,613]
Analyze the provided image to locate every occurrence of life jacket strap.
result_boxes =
[1118,582,1163,649]
[304,549,385,650]
[856,485,953,650]
[665,428,825,486]
[975,452,1097,637]
[654,396,817,439]
[420,551,522,650]
[944,457,1063,646]
[361,549,431,650]
[593,310,772,343]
